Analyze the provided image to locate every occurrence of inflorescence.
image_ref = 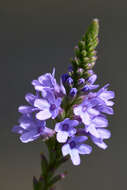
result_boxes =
[12,19,115,166]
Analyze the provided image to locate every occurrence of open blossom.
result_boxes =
[73,97,100,126]
[12,114,54,143]
[55,118,79,143]
[32,68,65,98]
[85,116,108,138]
[32,69,57,92]
[74,84,114,125]
[84,115,111,149]
[34,91,62,120]
[82,74,99,91]
[94,84,115,114]
[90,128,111,149]
[62,136,92,165]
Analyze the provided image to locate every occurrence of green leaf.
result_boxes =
[33,176,39,190]
[40,153,49,176]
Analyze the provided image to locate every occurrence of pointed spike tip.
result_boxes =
[93,18,99,24]
[92,18,99,30]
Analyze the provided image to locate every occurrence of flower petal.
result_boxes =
[86,124,100,138]
[73,105,82,116]
[88,74,97,84]
[106,100,114,106]
[97,129,111,139]
[18,106,34,114]
[78,144,92,155]
[81,111,91,125]
[55,123,61,132]
[91,84,99,89]
[72,136,88,143]
[34,99,50,110]
[20,130,39,143]
[66,119,79,127]
[51,109,59,119]
[60,79,66,95]
[36,110,51,120]
[12,126,24,134]
[25,93,36,105]
[92,116,108,128]
[91,136,108,150]
[32,80,44,91]
[57,131,68,143]
[98,105,114,115]
[56,97,62,106]
[62,144,70,156]
[38,73,55,88]
[68,128,77,136]
[70,149,80,166]
[99,91,115,100]
[87,108,100,116]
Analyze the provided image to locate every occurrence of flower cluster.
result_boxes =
[12,67,115,165]
[12,19,115,166]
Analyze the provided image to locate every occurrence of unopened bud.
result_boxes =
[66,77,73,86]
[69,88,77,97]
[77,68,84,75]
[78,78,85,85]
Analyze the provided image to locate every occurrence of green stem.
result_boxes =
[33,137,69,190]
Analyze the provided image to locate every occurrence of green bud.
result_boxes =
[83,57,90,62]
[90,56,97,62]
[74,46,80,57]
[78,41,85,50]
[70,19,99,88]
[81,50,87,56]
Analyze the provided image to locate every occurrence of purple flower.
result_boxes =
[32,68,56,92]
[62,136,92,165]
[95,84,115,114]
[55,118,79,143]
[74,84,115,125]
[82,74,99,91]
[32,69,65,98]
[85,116,108,138]
[73,98,100,125]
[90,129,111,149]
[84,115,111,149]
[34,91,62,120]
[12,114,54,143]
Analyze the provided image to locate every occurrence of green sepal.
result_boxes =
[48,171,67,187]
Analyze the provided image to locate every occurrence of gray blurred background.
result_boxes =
[0,0,126,189]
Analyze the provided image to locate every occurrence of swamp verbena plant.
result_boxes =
[12,19,115,190]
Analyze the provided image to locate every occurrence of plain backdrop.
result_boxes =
[0,0,126,190]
